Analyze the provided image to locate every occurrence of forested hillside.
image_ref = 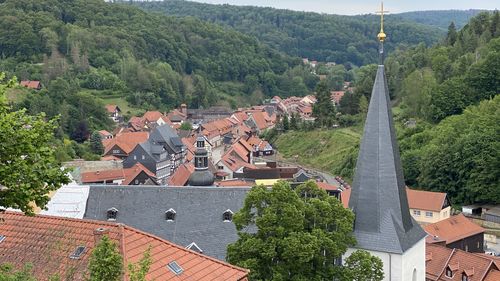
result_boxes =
[0,0,319,140]
[396,10,485,30]
[132,0,443,66]
[274,11,500,206]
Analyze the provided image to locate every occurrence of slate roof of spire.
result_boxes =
[348,65,426,254]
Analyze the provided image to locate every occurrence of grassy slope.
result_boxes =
[275,128,361,179]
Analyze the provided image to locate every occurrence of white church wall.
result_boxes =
[344,239,425,281]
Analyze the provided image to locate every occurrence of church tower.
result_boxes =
[344,3,427,281]
[188,135,215,186]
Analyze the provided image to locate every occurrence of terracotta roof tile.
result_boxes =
[20,80,41,89]
[216,180,255,187]
[105,104,119,113]
[167,163,195,186]
[81,169,125,183]
[122,163,156,185]
[0,212,248,281]
[142,111,165,123]
[103,132,149,155]
[427,244,497,281]
[484,270,500,281]
[424,214,485,244]
[407,188,447,212]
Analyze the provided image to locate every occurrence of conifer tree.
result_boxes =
[88,236,123,281]
[447,22,458,46]
[312,80,335,127]
[90,131,104,155]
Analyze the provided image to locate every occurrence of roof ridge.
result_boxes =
[3,211,122,228]
[122,224,249,274]
[437,248,457,279]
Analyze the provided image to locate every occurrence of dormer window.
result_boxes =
[446,267,453,278]
[107,207,118,221]
[186,242,203,254]
[461,273,468,281]
[223,209,234,222]
[166,208,176,221]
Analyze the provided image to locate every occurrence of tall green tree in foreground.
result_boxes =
[0,73,69,215]
[88,236,123,281]
[227,181,383,281]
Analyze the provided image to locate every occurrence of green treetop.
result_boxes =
[227,180,383,281]
[88,236,123,281]
[0,73,69,215]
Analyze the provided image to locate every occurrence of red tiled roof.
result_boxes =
[81,169,125,183]
[484,270,500,281]
[424,214,485,244]
[167,163,195,186]
[330,91,345,104]
[128,116,146,131]
[98,130,112,137]
[221,150,255,173]
[143,111,164,123]
[103,132,149,155]
[247,111,268,130]
[232,111,249,123]
[20,80,41,89]
[105,104,119,113]
[407,188,447,212]
[122,163,156,185]
[426,243,499,281]
[0,212,249,281]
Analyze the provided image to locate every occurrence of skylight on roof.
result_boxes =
[69,246,86,259]
[167,261,183,275]
[0,235,6,243]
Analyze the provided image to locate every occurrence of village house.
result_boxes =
[246,135,273,157]
[425,214,485,253]
[98,130,113,140]
[426,243,500,281]
[407,188,452,225]
[122,163,158,185]
[330,91,345,105]
[80,169,125,185]
[20,80,42,90]
[102,131,149,159]
[0,212,249,281]
[104,104,122,123]
[123,125,185,184]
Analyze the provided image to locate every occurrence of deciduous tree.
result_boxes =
[88,236,123,281]
[0,73,69,215]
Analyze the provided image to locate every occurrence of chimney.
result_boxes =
[93,227,109,244]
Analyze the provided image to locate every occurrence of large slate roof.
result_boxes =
[348,65,426,254]
[150,125,184,154]
[84,185,250,260]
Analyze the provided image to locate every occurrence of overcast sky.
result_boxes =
[194,0,498,15]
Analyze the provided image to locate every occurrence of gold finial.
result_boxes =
[376,2,389,42]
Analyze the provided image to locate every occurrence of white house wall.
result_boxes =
[344,237,425,281]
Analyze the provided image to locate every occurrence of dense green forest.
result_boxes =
[273,11,500,206]
[396,10,485,30]
[0,0,320,142]
[132,0,443,66]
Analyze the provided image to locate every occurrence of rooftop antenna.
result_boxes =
[375,2,389,64]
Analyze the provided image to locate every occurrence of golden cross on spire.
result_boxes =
[375,2,389,42]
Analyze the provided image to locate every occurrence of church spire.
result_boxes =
[348,4,426,254]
